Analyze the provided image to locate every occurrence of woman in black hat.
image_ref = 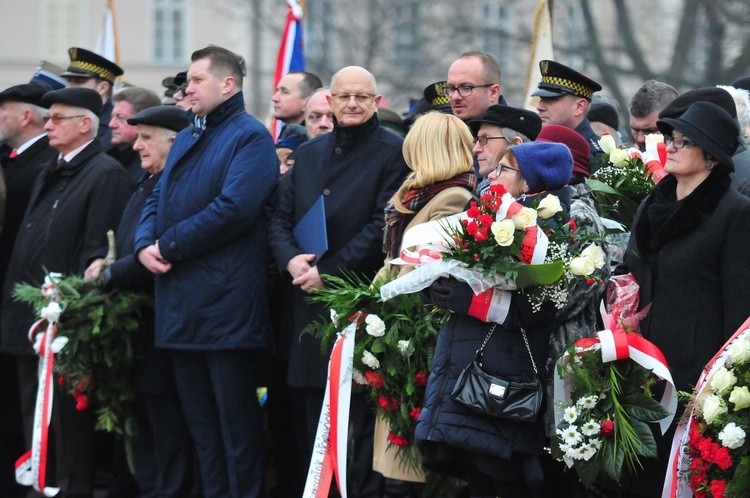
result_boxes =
[619,101,750,496]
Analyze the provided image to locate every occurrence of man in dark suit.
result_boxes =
[270,65,408,497]
[0,87,131,498]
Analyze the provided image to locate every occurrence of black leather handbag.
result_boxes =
[450,324,543,423]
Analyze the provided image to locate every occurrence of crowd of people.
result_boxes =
[1,44,750,498]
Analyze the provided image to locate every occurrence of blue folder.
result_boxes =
[293,195,328,263]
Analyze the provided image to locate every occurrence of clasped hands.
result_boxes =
[286,254,323,293]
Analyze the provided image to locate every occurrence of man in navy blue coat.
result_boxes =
[135,46,278,498]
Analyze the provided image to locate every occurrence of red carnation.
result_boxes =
[57,374,66,386]
[378,395,390,410]
[365,371,384,389]
[473,254,481,261]
[466,221,479,235]
[478,214,493,227]
[467,202,480,219]
[474,227,489,242]
[415,371,428,387]
[710,480,726,498]
[479,193,493,202]
[601,420,615,438]
[409,407,421,420]
[489,184,507,195]
[72,390,89,411]
[713,446,732,470]
[568,219,577,232]
[387,433,410,447]
[378,395,399,411]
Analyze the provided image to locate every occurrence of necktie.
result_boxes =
[57,157,67,169]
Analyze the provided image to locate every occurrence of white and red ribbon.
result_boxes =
[554,302,677,436]
[16,301,68,497]
[302,319,356,498]
[662,317,750,498]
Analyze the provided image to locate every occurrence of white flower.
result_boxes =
[588,437,602,450]
[581,244,606,269]
[581,420,601,436]
[491,219,516,247]
[728,338,750,365]
[644,133,664,147]
[397,340,413,357]
[729,386,750,411]
[563,406,579,424]
[562,455,574,468]
[512,207,538,229]
[351,369,367,385]
[598,133,617,154]
[576,396,598,410]
[41,302,62,323]
[718,422,746,449]
[570,256,595,276]
[537,195,562,219]
[365,314,386,337]
[701,393,728,425]
[580,444,598,461]
[710,366,738,394]
[557,426,582,446]
[361,350,380,369]
[609,148,630,167]
[330,309,340,327]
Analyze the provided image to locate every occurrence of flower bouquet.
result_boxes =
[381,183,607,316]
[13,271,150,435]
[665,318,750,497]
[550,274,675,488]
[588,133,666,230]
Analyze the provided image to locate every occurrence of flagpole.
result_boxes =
[524,0,554,111]
[109,0,122,89]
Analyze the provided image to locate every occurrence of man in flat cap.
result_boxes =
[532,60,604,163]
[85,106,193,498]
[61,47,124,151]
[0,87,131,498]
[469,104,542,195]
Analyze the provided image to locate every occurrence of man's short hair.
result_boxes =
[501,127,532,144]
[113,87,161,115]
[191,46,246,87]
[629,80,679,118]
[288,71,323,99]
[459,51,502,85]
[718,84,750,135]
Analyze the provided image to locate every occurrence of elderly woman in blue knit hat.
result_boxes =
[415,141,573,498]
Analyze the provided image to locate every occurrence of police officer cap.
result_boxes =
[30,61,68,90]
[532,60,602,101]
[424,81,452,113]
[469,104,542,140]
[658,87,737,120]
[126,105,191,133]
[60,47,124,84]
[41,87,103,116]
[0,83,50,108]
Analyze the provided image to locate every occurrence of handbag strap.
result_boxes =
[475,324,538,375]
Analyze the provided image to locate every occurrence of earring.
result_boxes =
[706,161,715,170]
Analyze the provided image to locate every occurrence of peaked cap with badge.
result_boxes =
[532,60,602,101]
[60,47,123,84]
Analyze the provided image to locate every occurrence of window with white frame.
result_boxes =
[154,0,186,63]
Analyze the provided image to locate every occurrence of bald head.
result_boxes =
[328,66,381,127]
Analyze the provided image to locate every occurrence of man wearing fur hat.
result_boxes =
[0,87,131,498]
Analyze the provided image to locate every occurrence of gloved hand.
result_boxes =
[98,267,113,292]
[428,277,458,310]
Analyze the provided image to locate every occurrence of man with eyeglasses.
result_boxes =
[445,51,507,122]
[468,104,542,194]
[628,80,678,151]
[1,86,131,498]
[60,47,124,152]
[107,87,161,185]
[270,65,408,496]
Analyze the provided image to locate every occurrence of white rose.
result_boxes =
[512,207,538,229]
[597,133,617,154]
[609,148,630,167]
[570,256,595,277]
[491,219,516,247]
[645,133,664,147]
[397,340,413,357]
[580,244,605,269]
[351,369,368,385]
[710,366,738,394]
[701,393,728,425]
[730,386,750,411]
[728,339,750,365]
[361,350,380,369]
[718,422,746,449]
[365,314,386,337]
[537,195,562,219]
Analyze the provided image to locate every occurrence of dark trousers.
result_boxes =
[170,349,265,498]
[0,354,25,498]
[17,355,94,497]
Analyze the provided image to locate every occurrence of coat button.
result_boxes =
[323,188,331,196]
[334,147,342,154]
[170,242,176,249]
[26,223,33,229]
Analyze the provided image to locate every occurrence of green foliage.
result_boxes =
[588,156,657,231]
[13,273,150,436]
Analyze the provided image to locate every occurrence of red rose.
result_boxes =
[568,219,577,233]
[365,371,384,389]
[415,371,428,387]
[710,480,726,498]
[409,407,421,420]
[466,221,479,236]
[601,420,615,438]
[387,433,410,447]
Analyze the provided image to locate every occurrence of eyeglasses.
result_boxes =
[443,83,494,98]
[307,112,333,124]
[474,136,507,146]
[494,163,519,176]
[664,135,697,150]
[331,93,376,104]
[43,114,85,125]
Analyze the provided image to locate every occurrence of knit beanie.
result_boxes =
[536,124,590,178]
[509,141,573,193]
